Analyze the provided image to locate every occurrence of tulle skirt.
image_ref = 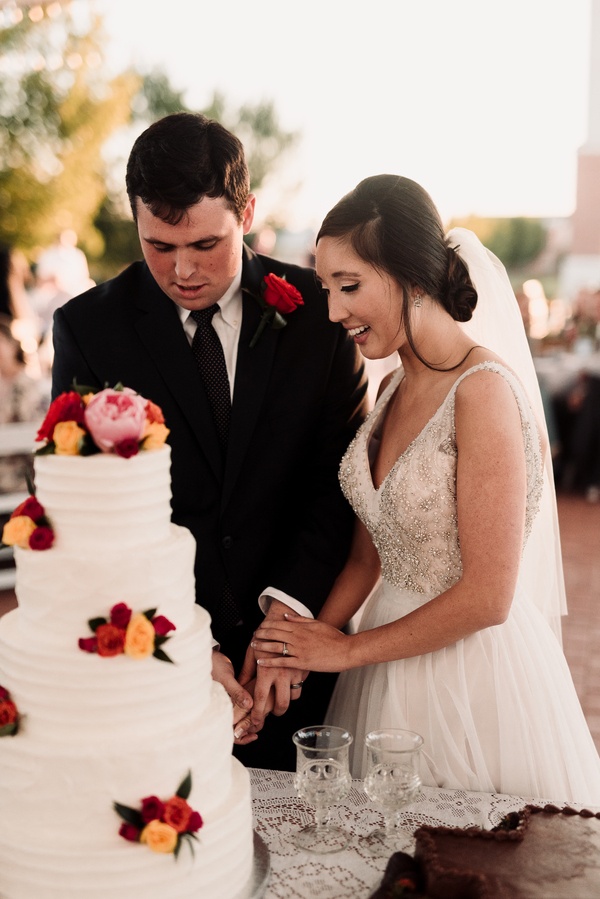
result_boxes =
[327,580,600,805]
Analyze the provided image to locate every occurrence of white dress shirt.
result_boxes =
[177,268,312,631]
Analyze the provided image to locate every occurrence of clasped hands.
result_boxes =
[212,600,309,745]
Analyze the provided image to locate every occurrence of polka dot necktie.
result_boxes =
[191,306,231,453]
[191,306,241,632]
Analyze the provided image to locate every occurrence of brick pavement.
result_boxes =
[555,491,600,750]
[1,491,599,748]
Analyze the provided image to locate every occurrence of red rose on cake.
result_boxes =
[10,496,45,521]
[0,686,20,736]
[36,391,85,442]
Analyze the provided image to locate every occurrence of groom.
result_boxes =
[51,112,367,770]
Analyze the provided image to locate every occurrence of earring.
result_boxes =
[413,294,423,308]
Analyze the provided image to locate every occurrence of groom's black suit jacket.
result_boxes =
[51,244,368,769]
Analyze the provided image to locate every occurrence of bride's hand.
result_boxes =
[252,614,350,673]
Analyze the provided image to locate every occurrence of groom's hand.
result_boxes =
[249,600,308,731]
[211,650,257,744]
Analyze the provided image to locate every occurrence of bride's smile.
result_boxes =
[316,236,405,359]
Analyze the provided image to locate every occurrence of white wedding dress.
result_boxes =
[327,361,600,804]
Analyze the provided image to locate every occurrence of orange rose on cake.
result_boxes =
[95,623,127,657]
[163,796,202,834]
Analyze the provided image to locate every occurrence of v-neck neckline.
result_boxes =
[365,362,492,493]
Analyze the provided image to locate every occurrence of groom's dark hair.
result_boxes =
[126,112,250,225]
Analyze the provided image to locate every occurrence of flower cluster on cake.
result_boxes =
[114,771,203,857]
[35,383,169,458]
[1,495,54,551]
[78,601,176,663]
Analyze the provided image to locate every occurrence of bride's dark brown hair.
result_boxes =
[316,175,478,370]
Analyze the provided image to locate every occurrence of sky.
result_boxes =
[94,0,593,232]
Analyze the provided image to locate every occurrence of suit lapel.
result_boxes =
[222,248,278,510]
[133,266,224,480]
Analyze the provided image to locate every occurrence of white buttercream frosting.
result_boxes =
[0,446,254,898]
[33,448,173,550]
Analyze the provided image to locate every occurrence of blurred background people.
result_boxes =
[0,315,48,494]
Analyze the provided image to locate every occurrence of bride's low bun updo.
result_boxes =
[444,244,478,322]
[316,174,478,369]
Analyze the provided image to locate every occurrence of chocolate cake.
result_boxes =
[413,804,600,899]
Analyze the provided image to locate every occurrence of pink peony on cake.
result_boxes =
[413,804,600,899]
[0,386,254,899]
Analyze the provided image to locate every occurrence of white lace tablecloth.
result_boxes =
[249,768,572,899]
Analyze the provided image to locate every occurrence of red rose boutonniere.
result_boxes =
[245,273,304,348]
[114,771,203,858]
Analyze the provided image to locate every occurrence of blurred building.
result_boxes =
[560,0,600,300]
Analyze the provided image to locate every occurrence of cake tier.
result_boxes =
[0,757,253,899]
[10,522,198,640]
[33,448,173,550]
[0,682,236,845]
[414,804,600,899]
[0,603,213,743]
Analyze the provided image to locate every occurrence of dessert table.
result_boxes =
[249,768,588,899]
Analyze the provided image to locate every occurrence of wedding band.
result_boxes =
[282,642,289,656]
[290,681,305,689]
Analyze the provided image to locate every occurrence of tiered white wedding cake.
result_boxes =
[0,387,254,899]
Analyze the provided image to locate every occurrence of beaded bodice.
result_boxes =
[339,362,544,595]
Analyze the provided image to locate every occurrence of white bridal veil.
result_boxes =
[447,227,567,643]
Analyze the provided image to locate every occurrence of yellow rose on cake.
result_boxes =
[2,515,37,548]
[141,421,170,450]
[140,820,179,854]
[53,420,87,455]
[124,613,156,659]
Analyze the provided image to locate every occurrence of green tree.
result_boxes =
[485,218,547,271]
[1,5,300,280]
[203,91,298,194]
[0,2,139,260]
[448,215,547,271]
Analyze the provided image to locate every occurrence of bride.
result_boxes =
[252,174,600,804]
